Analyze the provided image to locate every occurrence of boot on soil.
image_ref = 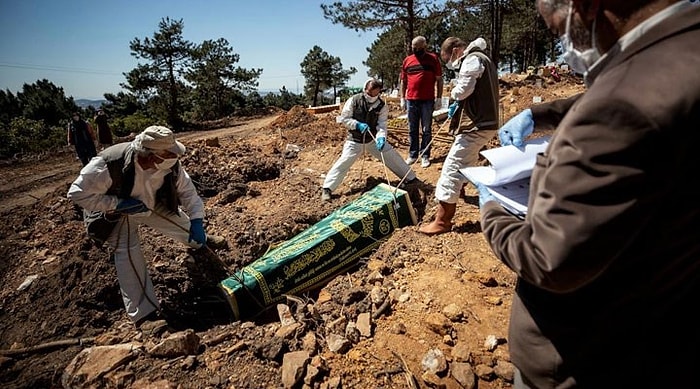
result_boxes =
[321,188,332,202]
[418,201,456,236]
[135,311,171,338]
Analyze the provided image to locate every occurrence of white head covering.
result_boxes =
[467,37,487,53]
[135,125,185,155]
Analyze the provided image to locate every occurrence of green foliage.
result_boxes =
[262,87,306,111]
[17,79,77,126]
[186,38,262,120]
[123,17,194,131]
[0,117,65,158]
[321,0,448,57]
[0,89,22,125]
[365,26,409,88]
[110,113,156,137]
[103,92,144,117]
[300,46,354,107]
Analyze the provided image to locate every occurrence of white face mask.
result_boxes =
[560,2,600,74]
[445,49,464,70]
[154,156,178,170]
[364,93,378,104]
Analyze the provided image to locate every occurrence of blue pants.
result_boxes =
[406,99,434,159]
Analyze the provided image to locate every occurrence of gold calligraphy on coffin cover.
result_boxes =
[219,184,417,320]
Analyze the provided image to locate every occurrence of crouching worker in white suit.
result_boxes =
[67,125,207,328]
[321,77,418,201]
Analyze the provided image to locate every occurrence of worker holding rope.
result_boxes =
[418,37,500,235]
[321,77,418,202]
[67,126,208,329]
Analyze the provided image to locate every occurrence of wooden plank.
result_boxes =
[306,104,341,114]
[388,126,454,144]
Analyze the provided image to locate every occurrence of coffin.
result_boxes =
[219,183,417,320]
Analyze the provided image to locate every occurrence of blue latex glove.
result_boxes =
[115,198,148,214]
[473,182,496,209]
[498,109,534,147]
[356,122,370,133]
[447,102,459,119]
[375,136,385,151]
[188,218,207,246]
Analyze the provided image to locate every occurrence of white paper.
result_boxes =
[460,136,550,186]
[459,136,551,216]
[486,176,530,216]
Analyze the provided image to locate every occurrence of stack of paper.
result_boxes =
[459,136,550,216]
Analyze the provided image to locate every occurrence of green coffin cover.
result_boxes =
[219,183,417,320]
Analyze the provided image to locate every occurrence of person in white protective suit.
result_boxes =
[418,37,500,235]
[67,125,207,328]
[321,77,418,201]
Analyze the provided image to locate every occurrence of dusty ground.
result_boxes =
[0,72,584,389]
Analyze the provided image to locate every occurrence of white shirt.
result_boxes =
[67,149,204,219]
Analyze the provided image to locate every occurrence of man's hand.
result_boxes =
[498,109,534,147]
[375,136,385,151]
[356,122,370,133]
[473,182,496,209]
[115,198,148,215]
[434,98,442,111]
[400,98,406,111]
[448,102,458,119]
[188,218,207,246]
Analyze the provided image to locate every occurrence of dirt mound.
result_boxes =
[0,75,586,389]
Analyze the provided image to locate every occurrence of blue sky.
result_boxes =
[0,0,378,100]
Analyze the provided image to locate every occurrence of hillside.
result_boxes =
[0,71,585,389]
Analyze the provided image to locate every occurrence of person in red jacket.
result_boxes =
[399,36,443,168]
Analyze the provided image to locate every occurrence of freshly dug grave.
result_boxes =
[0,72,584,388]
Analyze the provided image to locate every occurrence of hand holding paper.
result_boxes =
[460,136,550,216]
[498,109,534,147]
[473,181,496,209]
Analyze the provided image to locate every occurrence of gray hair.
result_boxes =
[411,36,427,49]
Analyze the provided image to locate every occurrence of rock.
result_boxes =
[442,303,463,322]
[147,329,200,358]
[421,348,448,375]
[302,332,317,354]
[494,360,515,382]
[62,344,140,389]
[356,313,372,337]
[451,341,472,363]
[474,364,495,381]
[281,351,310,388]
[484,335,499,351]
[326,334,351,354]
[425,313,452,336]
[450,362,476,389]
[421,371,446,388]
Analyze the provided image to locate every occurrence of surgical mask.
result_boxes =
[154,156,178,170]
[364,93,378,104]
[560,2,600,74]
[446,59,461,71]
[445,48,464,71]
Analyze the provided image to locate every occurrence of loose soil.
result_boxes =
[0,73,584,389]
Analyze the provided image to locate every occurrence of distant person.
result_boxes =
[321,78,417,201]
[400,35,443,168]
[67,125,209,329]
[418,36,499,235]
[67,112,97,166]
[93,109,114,149]
[473,1,700,387]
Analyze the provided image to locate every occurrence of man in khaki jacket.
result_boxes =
[475,1,700,387]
